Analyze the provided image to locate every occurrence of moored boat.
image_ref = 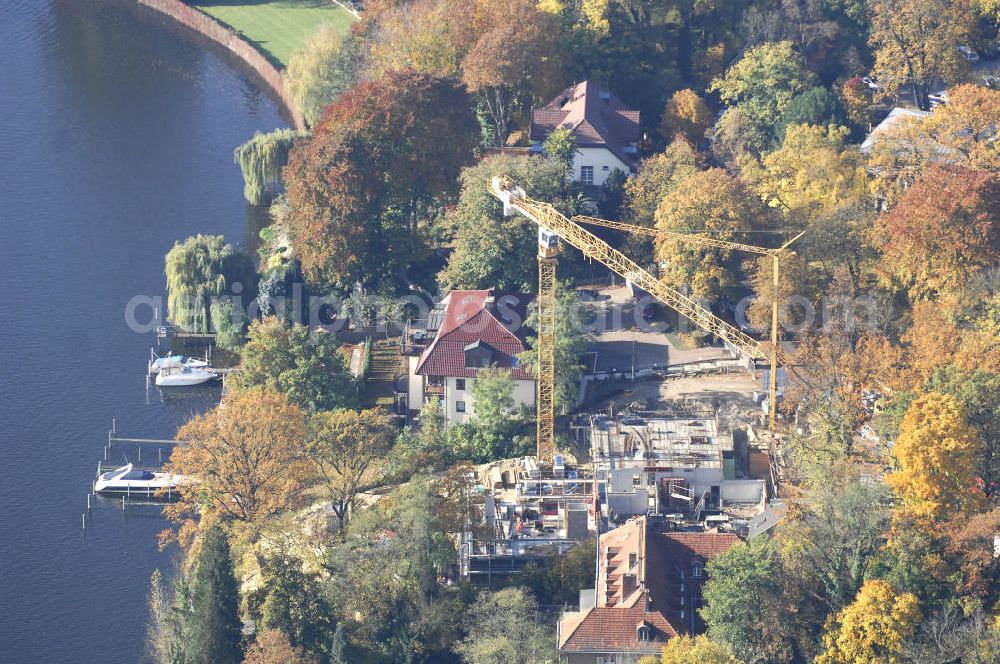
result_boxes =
[94,463,184,495]
[154,365,217,386]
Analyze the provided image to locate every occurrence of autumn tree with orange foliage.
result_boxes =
[243,629,317,664]
[368,0,563,145]
[888,392,984,522]
[659,89,712,145]
[283,70,478,289]
[873,166,1000,302]
[162,389,307,547]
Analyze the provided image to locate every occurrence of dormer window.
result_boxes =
[464,340,496,369]
[692,563,703,578]
[637,624,651,641]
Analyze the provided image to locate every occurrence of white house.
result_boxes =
[403,289,536,427]
[531,81,641,186]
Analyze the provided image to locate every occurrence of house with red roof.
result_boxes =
[557,516,741,663]
[403,289,536,427]
[531,81,641,187]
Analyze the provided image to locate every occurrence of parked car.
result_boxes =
[862,75,879,91]
[958,45,980,62]
[929,90,949,107]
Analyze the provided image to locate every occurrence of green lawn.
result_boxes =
[192,0,356,68]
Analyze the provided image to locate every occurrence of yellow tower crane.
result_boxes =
[489,177,796,461]
[571,215,804,429]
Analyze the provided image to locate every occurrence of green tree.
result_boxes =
[209,299,246,352]
[778,468,891,612]
[521,281,593,414]
[455,588,553,664]
[234,129,299,206]
[307,408,395,527]
[285,25,365,127]
[165,235,257,334]
[187,524,242,664]
[253,555,335,657]
[470,368,515,434]
[775,87,842,141]
[701,538,779,659]
[438,153,573,292]
[230,317,357,412]
[327,477,463,662]
[516,538,596,605]
[709,41,813,154]
[542,127,578,181]
[328,624,350,664]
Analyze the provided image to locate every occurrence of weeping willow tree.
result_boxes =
[234,129,299,206]
[165,235,258,333]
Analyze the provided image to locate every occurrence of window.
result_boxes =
[580,165,594,184]
[456,401,466,413]
[632,474,641,487]
[692,563,703,578]
[602,165,610,171]
[455,379,465,391]
[637,625,650,641]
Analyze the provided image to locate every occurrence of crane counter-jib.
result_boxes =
[488,177,766,363]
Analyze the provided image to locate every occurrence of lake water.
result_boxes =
[0,2,286,661]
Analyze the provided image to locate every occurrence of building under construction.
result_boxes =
[578,402,768,531]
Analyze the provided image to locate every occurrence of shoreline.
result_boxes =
[128,0,306,131]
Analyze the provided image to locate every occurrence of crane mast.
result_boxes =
[491,177,771,460]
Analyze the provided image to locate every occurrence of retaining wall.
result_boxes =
[134,0,306,130]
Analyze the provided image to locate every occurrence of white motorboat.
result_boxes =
[149,352,210,375]
[155,365,217,386]
[95,463,184,495]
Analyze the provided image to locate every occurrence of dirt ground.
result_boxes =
[587,372,765,428]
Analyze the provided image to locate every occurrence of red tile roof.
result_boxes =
[531,81,641,169]
[560,517,742,653]
[559,605,673,654]
[415,290,535,380]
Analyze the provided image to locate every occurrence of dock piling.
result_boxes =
[82,514,86,530]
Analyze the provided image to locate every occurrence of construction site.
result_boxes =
[444,179,795,584]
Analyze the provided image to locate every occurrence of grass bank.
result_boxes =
[191,0,356,68]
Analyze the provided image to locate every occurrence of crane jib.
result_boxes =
[500,191,765,362]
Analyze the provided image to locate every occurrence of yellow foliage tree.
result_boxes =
[888,392,985,522]
[654,168,756,306]
[660,89,713,144]
[817,580,922,664]
[749,124,866,225]
[868,0,973,111]
[921,83,1000,172]
[645,635,736,664]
